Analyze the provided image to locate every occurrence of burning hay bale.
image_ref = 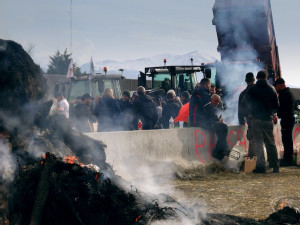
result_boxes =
[0,39,183,225]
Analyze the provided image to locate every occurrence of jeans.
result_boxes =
[251,118,279,169]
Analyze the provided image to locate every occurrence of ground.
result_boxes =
[171,165,300,220]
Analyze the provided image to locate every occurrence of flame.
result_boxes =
[278,199,286,210]
[63,155,79,164]
[135,215,141,223]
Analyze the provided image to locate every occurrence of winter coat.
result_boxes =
[133,94,158,130]
[243,80,279,121]
[94,97,121,131]
[118,99,135,130]
[159,99,182,128]
[189,87,210,127]
[238,84,254,125]
[277,87,296,124]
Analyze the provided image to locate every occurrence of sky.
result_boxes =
[1,0,300,86]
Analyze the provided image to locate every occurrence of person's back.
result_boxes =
[94,88,121,131]
[243,71,279,173]
[133,86,158,130]
[246,79,279,120]
[159,92,182,128]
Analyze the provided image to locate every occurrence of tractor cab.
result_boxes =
[138,65,211,98]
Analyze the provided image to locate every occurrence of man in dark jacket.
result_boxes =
[189,78,211,127]
[243,71,280,173]
[118,90,134,130]
[159,91,182,128]
[73,93,95,132]
[275,78,296,166]
[238,72,256,157]
[133,86,158,130]
[203,94,230,160]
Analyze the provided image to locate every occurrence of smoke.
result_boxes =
[212,1,266,125]
[0,138,16,183]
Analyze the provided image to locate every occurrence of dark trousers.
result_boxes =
[281,120,294,161]
[211,122,229,160]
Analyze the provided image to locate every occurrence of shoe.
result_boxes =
[273,167,280,173]
[253,167,266,174]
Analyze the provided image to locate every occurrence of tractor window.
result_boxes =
[95,79,113,96]
[176,73,194,92]
[209,67,216,86]
[69,80,90,101]
[153,74,172,90]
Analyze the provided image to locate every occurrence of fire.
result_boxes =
[279,199,286,210]
[63,155,79,164]
[135,215,141,223]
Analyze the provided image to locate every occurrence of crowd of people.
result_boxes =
[54,70,300,173]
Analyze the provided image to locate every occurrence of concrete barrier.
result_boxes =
[85,124,300,174]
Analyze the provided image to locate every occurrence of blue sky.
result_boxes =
[1,0,300,86]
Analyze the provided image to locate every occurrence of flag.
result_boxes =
[66,59,73,79]
[89,57,96,81]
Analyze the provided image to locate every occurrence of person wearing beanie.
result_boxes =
[275,77,296,166]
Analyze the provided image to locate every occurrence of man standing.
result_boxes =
[73,93,95,132]
[133,86,158,130]
[189,78,211,127]
[238,72,256,157]
[159,91,182,128]
[54,92,69,118]
[243,71,279,173]
[274,78,296,166]
[202,94,230,160]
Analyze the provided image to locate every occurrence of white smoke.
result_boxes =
[0,138,16,182]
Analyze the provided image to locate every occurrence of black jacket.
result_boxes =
[189,87,210,127]
[238,84,254,125]
[94,97,121,131]
[277,87,296,122]
[118,99,135,130]
[202,102,219,130]
[159,99,182,128]
[243,80,279,121]
[133,94,158,130]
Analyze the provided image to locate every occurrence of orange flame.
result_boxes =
[63,155,79,164]
[279,200,286,210]
[135,215,141,223]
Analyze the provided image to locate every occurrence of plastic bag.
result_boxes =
[224,141,247,173]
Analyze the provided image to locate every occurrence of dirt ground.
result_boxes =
[170,165,300,220]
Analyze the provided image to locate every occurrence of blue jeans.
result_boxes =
[251,118,279,169]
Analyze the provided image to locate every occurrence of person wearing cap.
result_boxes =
[73,93,95,132]
[54,92,69,118]
[238,72,256,157]
[275,77,296,166]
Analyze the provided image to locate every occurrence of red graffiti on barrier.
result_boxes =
[236,129,247,150]
[194,128,248,164]
[194,129,207,164]
[294,127,300,147]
